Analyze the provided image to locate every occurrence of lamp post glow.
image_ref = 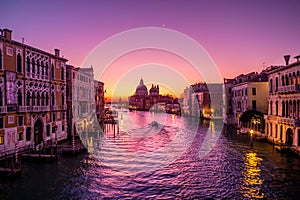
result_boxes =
[250,129,254,148]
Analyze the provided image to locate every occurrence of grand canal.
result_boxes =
[1,110,300,199]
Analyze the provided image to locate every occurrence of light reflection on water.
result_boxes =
[1,111,300,199]
[240,151,264,199]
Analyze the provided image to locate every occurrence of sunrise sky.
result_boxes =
[1,0,300,101]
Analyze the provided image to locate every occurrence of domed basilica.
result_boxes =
[128,78,180,114]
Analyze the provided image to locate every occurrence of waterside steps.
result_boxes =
[0,156,21,177]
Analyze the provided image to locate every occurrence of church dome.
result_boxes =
[135,78,148,96]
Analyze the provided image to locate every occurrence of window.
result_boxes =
[252,100,257,110]
[52,126,56,133]
[18,89,22,106]
[51,63,55,79]
[52,114,56,122]
[17,53,22,73]
[61,67,64,80]
[26,127,31,141]
[46,124,50,136]
[270,101,273,115]
[252,88,256,95]
[269,79,273,92]
[245,88,247,96]
[32,58,35,74]
[0,49,2,70]
[62,112,65,120]
[26,91,30,106]
[62,125,65,131]
[41,62,44,76]
[275,77,278,92]
[51,92,55,106]
[27,57,30,73]
[0,117,3,129]
[18,132,23,141]
[0,135,4,145]
[276,101,278,116]
[45,63,48,76]
[18,116,23,126]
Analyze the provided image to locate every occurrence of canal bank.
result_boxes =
[1,111,300,199]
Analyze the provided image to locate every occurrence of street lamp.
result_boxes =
[250,129,254,147]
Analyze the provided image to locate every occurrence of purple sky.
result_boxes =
[1,0,299,79]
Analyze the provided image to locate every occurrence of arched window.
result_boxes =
[285,74,289,86]
[282,101,285,117]
[275,101,278,116]
[18,89,22,106]
[281,75,285,86]
[37,60,40,74]
[51,92,55,106]
[41,62,44,76]
[32,58,35,74]
[275,77,278,92]
[37,92,40,106]
[26,91,30,106]
[17,53,22,73]
[45,63,48,76]
[270,101,273,115]
[41,93,45,106]
[27,57,30,73]
[286,100,289,118]
[51,63,54,79]
[32,92,36,106]
[46,93,49,106]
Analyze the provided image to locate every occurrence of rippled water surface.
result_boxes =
[1,111,300,199]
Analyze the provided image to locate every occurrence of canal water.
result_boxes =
[1,110,300,199]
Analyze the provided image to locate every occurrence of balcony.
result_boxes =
[18,106,28,112]
[277,84,300,94]
[266,115,278,121]
[278,117,300,126]
[0,106,7,113]
[51,105,59,111]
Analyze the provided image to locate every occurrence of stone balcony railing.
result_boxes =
[18,106,50,112]
[266,115,278,121]
[0,106,7,113]
[278,117,300,126]
[51,105,59,111]
[277,84,300,94]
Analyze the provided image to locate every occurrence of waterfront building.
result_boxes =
[94,80,105,123]
[66,65,97,138]
[181,82,223,119]
[264,55,300,152]
[0,28,67,157]
[226,71,268,131]
[128,78,180,114]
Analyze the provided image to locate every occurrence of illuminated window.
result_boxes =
[18,132,23,141]
[0,135,4,145]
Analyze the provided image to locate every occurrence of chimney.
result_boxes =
[284,55,290,66]
[54,49,60,57]
[3,28,12,40]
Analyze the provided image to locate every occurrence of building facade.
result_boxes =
[66,65,97,138]
[0,28,67,157]
[226,71,268,128]
[265,56,300,152]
